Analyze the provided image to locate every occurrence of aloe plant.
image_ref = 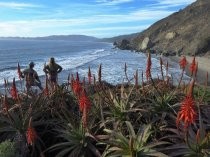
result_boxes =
[47,123,101,157]
[0,140,17,157]
[162,105,210,157]
[101,121,168,157]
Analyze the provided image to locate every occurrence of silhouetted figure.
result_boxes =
[43,57,62,84]
[21,62,43,91]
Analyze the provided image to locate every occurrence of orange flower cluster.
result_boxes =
[79,90,91,128]
[176,80,197,129]
[79,90,91,112]
[71,72,82,96]
[26,118,37,146]
[26,127,37,145]
[10,78,18,100]
[176,96,197,128]
[179,56,187,70]
[71,72,92,128]
[146,52,151,81]
[189,57,197,76]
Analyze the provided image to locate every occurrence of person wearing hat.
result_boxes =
[43,57,62,84]
[21,62,43,91]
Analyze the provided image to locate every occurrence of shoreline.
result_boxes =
[169,55,210,86]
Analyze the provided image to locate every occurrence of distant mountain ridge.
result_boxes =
[114,0,210,56]
[101,33,139,42]
[0,35,98,41]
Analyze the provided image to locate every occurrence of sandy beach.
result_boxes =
[170,55,210,86]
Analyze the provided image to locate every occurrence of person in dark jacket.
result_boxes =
[21,62,43,91]
[43,57,62,84]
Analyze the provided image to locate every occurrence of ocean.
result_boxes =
[0,39,187,92]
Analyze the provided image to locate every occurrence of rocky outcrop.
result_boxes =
[115,39,132,50]
[139,37,153,51]
[116,0,210,56]
[165,32,177,40]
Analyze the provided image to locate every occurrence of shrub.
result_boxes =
[0,140,17,157]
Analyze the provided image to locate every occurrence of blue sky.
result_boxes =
[0,0,196,38]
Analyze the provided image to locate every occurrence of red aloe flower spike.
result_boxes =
[176,95,197,129]
[73,73,82,96]
[187,79,195,97]
[145,52,151,81]
[98,64,102,83]
[82,105,87,128]
[178,56,188,87]
[26,117,37,146]
[3,95,14,120]
[44,75,49,96]
[79,90,91,112]
[88,66,92,84]
[79,90,91,128]
[179,56,187,70]
[189,56,196,76]
[176,79,196,129]
[17,62,22,80]
[10,78,18,100]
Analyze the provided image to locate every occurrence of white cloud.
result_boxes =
[2,0,193,38]
[0,20,148,37]
[0,7,174,37]
[0,2,41,9]
[96,0,133,5]
[150,0,196,8]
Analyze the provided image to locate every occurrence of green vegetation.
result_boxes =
[0,54,209,157]
[0,140,17,157]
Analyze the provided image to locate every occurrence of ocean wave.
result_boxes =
[90,49,105,55]
[55,49,113,70]
[0,66,19,72]
[0,48,114,85]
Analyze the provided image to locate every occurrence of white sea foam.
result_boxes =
[0,48,114,85]
[0,40,188,90]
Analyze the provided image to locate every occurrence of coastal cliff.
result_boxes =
[115,0,210,56]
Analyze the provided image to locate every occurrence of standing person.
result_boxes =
[43,57,63,84]
[21,62,43,91]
